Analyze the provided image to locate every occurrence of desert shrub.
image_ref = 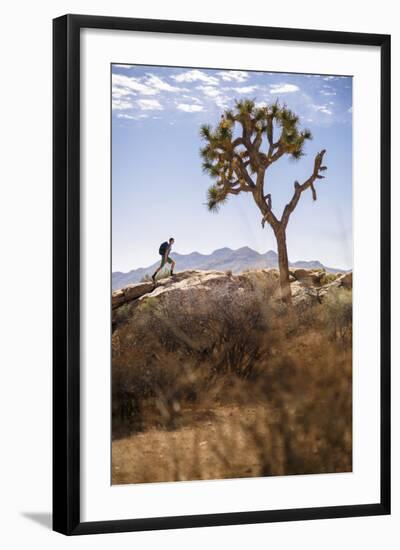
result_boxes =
[112,351,212,434]
[112,281,275,434]
[112,302,133,328]
[140,273,152,282]
[112,367,144,435]
[323,288,352,345]
[113,317,352,480]
[137,296,158,314]
[319,272,339,285]
[254,336,352,475]
[156,268,171,280]
[292,294,321,331]
[207,308,264,379]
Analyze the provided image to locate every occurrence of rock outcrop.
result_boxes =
[292,268,324,285]
[112,281,155,309]
[112,268,352,313]
[337,272,352,288]
[112,267,353,360]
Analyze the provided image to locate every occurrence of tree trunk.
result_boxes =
[275,227,292,305]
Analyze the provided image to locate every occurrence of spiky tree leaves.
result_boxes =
[199,99,327,304]
[206,184,229,213]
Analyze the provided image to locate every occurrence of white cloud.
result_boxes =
[217,70,248,82]
[112,86,133,99]
[215,95,230,109]
[117,113,148,120]
[197,85,220,98]
[312,104,332,115]
[321,84,337,95]
[177,103,204,113]
[137,99,163,111]
[270,83,299,94]
[145,74,183,92]
[112,73,190,115]
[172,69,219,85]
[197,85,230,109]
[255,101,268,109]
[181,95,202,104]
[231,86,258,93]
[112,99,134,110]
[112,73,158,96]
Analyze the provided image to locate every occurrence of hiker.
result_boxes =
[152,238,175,282]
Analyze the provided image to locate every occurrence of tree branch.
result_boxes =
[260,204,279,231]
[232,153,256,190]
[269,144,285,163]
[224,177,252,194]
[253,131,262,152]
[266,115,274,157]
[232,137,244,148]
[281,149,327,228]
[238,117,266,172]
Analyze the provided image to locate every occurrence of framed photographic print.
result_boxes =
[53,14,391,535]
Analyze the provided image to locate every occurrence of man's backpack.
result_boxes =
[159,241,169,256]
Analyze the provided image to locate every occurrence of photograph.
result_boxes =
[111,63,353,485]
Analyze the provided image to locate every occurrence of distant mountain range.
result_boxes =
[112,247,348,290]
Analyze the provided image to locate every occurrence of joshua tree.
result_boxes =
[199,99,327,305]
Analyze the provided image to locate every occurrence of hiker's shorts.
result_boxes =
[160,256,173,268]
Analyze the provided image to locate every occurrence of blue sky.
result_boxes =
[112,65,352,273]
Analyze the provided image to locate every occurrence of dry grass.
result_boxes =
[112,286,352,484]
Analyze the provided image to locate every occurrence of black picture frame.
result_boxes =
[53,14,391,535]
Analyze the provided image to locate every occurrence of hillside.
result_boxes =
[112,246,347,290]
[112,268,352,484]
